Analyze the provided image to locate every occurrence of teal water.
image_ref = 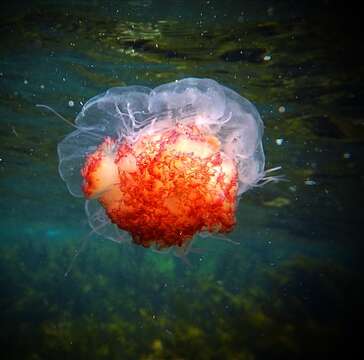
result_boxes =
[1,1,363,359]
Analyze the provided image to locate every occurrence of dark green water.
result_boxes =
[1,1,363,359]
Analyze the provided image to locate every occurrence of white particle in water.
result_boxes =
[24,80,28,85]
[275,138,283,145]
[264,55,271,61]
[267,7,274,16]
[304,179,316,186]
[278,106,286,113]
[68,100,74,107]
[343,152,351,159]
[40,84,45,89]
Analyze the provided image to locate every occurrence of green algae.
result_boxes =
[0,223,359,359]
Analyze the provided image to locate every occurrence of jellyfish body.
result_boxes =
[58,78,265,254]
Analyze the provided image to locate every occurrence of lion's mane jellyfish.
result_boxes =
[57,78,266,255]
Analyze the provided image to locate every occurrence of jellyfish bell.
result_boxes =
[56,78,268,256]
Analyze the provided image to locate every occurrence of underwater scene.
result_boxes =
[0,0,363,359]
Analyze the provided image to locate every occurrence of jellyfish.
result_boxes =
[52,78,272,255]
